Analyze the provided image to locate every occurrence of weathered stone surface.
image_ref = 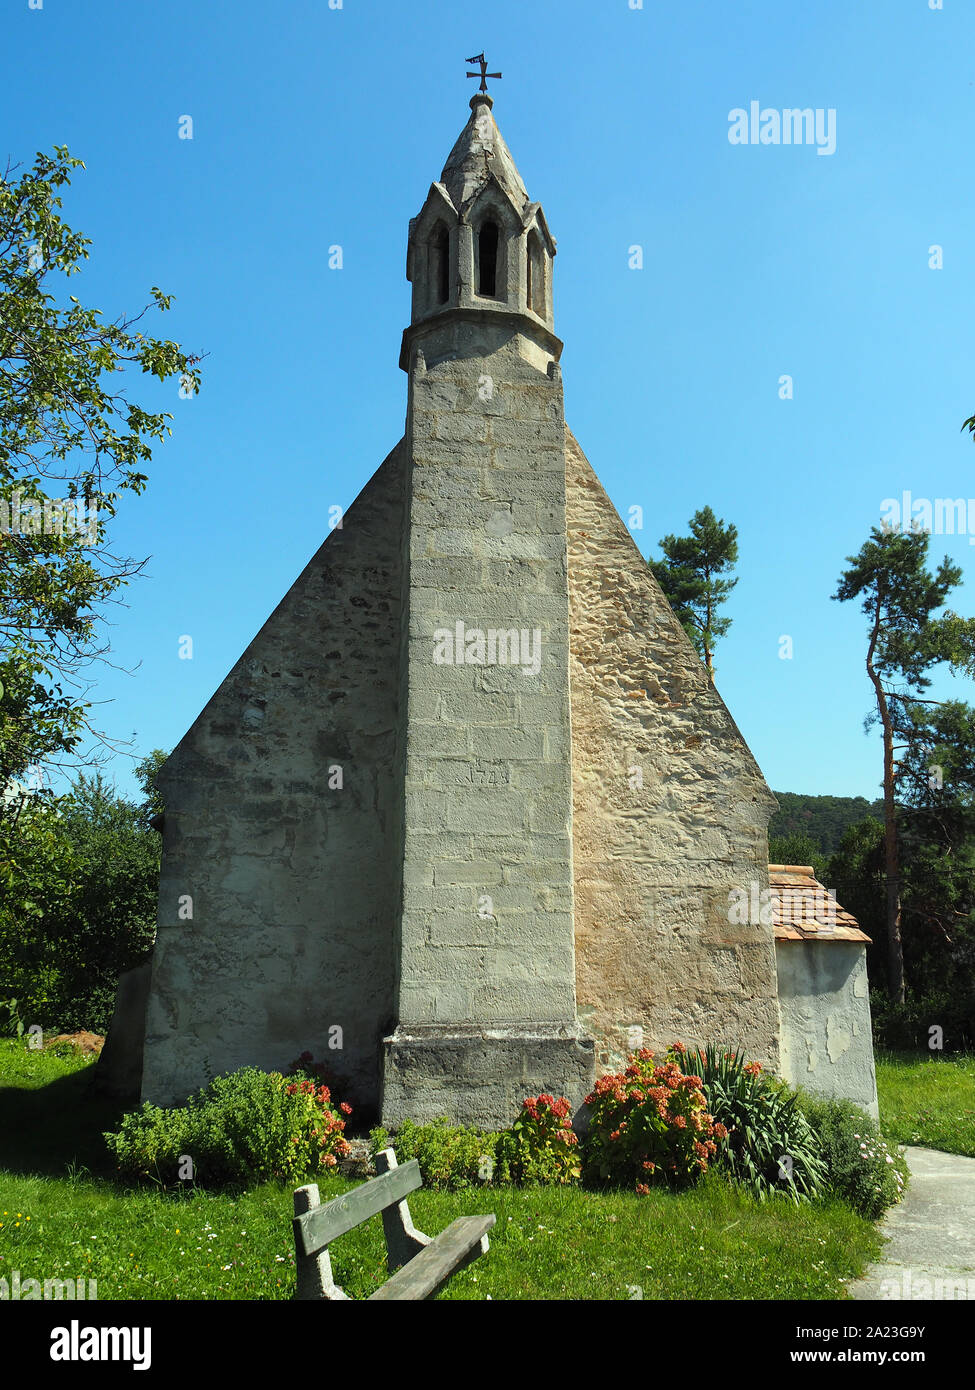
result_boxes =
[93,962,151,1102]
[390,333,583,1083]
[140,441,408,1116]
[382,1024,594,1129]
[776,940,878,1118]
[565,427,782,1075]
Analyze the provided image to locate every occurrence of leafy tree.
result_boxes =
[0,770,160,1032]
[768,791,884,854]
[0,146,201,801]
[767,829,828,882]
[894,700,975,991]
[832,525,975,1002]
[0,790,78,1023]
[649,506,738,681]
[826,816,886,979]
[50,772,160,1029]
[134,747,168,830]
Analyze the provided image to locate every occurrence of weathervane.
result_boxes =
[466,53,501,94]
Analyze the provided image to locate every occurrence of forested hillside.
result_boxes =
[768,792,884,854]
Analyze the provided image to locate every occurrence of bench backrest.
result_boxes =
[294,1157,422,1257]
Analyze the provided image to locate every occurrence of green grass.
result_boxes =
[876,1049,975,1157]
[0,1038,885,1300]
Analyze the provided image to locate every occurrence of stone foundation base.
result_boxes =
[381,1022,595,1130]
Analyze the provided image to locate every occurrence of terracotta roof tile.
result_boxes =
[767,864,871,944]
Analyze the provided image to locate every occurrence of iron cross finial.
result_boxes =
[466,53,502,94]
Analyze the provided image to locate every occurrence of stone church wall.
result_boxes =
[565,428,782,1074]
[140,441,409,1116]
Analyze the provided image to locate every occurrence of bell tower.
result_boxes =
[401,91,560,375]
[382,84,594,1127]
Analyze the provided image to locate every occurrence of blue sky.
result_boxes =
[5,0,974,804]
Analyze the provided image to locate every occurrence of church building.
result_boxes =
[116,79,877,1127]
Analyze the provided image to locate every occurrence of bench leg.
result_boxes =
[293,1184,349,1301]
[374,1148,433,1272]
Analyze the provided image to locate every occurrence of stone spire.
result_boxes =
[439,94,530,217]
[402,92,560,371]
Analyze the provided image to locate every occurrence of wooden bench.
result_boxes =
[292,1148,495,1300]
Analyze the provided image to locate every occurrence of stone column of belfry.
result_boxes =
[381,91,594,1127]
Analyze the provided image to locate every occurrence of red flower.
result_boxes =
[340,1102,352,1115]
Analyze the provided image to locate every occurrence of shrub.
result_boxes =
[495,1094,581,1186]
[286,1048,351,1100]
[369,1116,498,1190]
[796,1092,907,1218]
[104,1066,352,1187]
[582,1047,719,1193]
[0,776,159,1035]
[681,1043,827,1203]
[870,987,975,1053]
[0,998,25,1039]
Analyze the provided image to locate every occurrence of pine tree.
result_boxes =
[649,506,739,682]
[832,524,975,1002]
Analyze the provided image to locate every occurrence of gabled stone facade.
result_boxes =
[120,89,875,1128]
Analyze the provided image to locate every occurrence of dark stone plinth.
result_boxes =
[381,1022,595,1130]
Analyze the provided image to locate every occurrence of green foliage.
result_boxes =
[50,774,160,1030]
[0,794,80,1024]
[494,1095,581,1186]
[369,1116,499,1191]
[582,1046,720,1193]
[0,146,202,786]
[894,701,975,993]
[871,988,975,1053]
[769,792,884,855]
[0,773,160,1033]
[1,1038,886,1301]
[0,997,25,1038]
[649,505,738,679]
[104,1067,352,1189]
[682,1044,827,1204]
[795,1092,907,1219]
[133,748,168,830]
[832,524,975,1000]
[767,829,828,880]
[372,1098,581,1191]
[833,525,973,694]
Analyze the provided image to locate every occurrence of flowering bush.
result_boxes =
[795,1093,908,1218]
[371,1097,581,1189]
[369,1115,499,1190]
[104,1066,352,1187]
[282,1077,353,1173]
[681,1043,826,1203]
[287,1048,350,1095]
[495,1094,581,1186]
[583,1047,719,1192]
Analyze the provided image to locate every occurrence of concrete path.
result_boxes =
[850,1147,975,1300]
